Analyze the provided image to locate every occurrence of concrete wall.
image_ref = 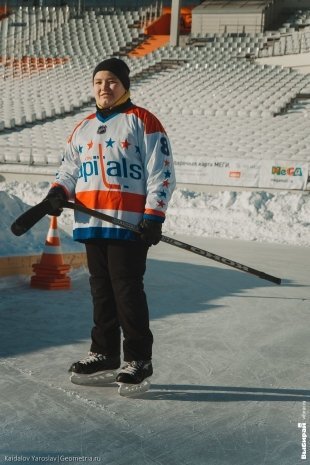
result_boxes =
[193,12,265,35]
[191,1,278,35]
[191,0,310,35]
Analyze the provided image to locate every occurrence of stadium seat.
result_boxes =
[0,5,309,185]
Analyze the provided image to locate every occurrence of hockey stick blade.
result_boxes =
[64,201,281,285]
[11,200,50,236]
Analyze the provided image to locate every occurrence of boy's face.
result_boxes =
[93,70,126,109]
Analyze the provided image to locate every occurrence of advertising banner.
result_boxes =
[174,156,309,190]
[174,156,260,187]
[259,160,309,190]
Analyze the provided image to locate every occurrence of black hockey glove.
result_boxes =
[44,186,68,216]
[138,219,162,246]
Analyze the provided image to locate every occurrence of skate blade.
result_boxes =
[70,369,118,386]
[117,378,151,397]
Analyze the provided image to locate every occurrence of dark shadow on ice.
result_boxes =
[137,384,310,402]
[0,257,291,357]
[232,295,310,301]
[146,259,286,320]
[275,279,308,288]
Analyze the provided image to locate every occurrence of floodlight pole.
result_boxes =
[170,0,182,46]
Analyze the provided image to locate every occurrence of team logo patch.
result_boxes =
[97,125,107,134]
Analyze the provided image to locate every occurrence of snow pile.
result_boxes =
[165,189,310,246]
[0,182,83,256]
[0,180,309,257]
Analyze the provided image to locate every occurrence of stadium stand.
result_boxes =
[0,3,310,189]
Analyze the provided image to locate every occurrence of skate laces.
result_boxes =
[80,352,105,365]
[120,361,146,375]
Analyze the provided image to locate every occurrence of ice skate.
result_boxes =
[69,352,120,386]
[116,360,153,397]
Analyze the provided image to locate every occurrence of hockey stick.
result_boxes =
[64,201,281,285]
[11,200,51,237]
[10,200,281,285]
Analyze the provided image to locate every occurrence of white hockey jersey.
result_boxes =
[53,102,176,241]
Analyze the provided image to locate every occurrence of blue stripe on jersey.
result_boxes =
[73,227,137,241]
[143,213,165,223]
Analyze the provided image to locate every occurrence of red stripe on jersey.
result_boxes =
[125,106,166,135]
[75,190,146,213]
[67,113,96,143]
[144,208,165,218]
[98,143,121,190]
[50,182,70,199]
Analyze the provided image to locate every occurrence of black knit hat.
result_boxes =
[93,57,130,90]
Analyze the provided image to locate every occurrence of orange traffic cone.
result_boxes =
[30,216,71,290]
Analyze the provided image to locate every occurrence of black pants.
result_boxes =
[85,240,153,362]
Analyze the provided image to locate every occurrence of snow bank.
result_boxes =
[165,189,310,246]
[0,182,83,256]
[0,180,309,257]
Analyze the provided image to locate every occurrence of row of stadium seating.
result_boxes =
[25,11,142,57]
[281,9,310,31]
[3,6,310,61]
[2,37,309,132]
[3,6,310,62]
[133,58,309,117]
[0,6,68,57]
[0,6,146,58]
[189,29,310,59]
[0,5,310,186]
[2,97,310,167]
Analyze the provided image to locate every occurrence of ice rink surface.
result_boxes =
[1,236,309,465]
